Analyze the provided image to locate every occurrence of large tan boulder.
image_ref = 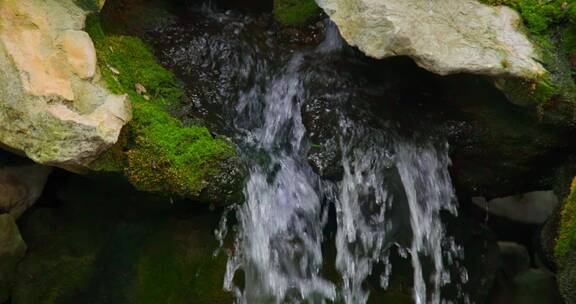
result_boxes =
[0,0,130,168]
[317,0,546,79]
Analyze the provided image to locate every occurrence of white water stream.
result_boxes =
[219,23,468,304]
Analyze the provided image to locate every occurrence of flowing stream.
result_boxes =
[151,8,469,303]
[219,25,467,303]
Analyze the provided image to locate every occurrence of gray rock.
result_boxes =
[317,0,546,79]
[0,164,51,219]
[498,241,530,278]
[472,191,559,224]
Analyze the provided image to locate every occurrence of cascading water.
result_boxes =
[223,53,337,303]
[221,24,467,303]
[151,7,469,303]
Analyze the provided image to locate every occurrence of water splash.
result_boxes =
[223,53,336,304]
[395,142,459,304]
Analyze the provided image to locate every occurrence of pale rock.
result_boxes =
[0,164,52,219]
[0,0,130,168]
[472,191,559,224]
[61,30,97,79]
[317,0,546,79]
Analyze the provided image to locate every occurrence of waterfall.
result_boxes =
[183,15,470,304]
[223,53,336,303]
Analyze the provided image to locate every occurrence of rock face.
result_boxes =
[0,0,131,168]
[317,0,546,79]
[0,214,27,303]
[0,164,51,219]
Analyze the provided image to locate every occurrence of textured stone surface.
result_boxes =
[0,213,27,303]
[0,0,131,168]
[317,0,546,78]
[472,191,559,224]
[0,164,51,219]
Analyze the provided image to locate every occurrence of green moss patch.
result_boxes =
[86,15,238,198]
[479,0,574,35]
[555,177,576,264]
[273,0,319,26]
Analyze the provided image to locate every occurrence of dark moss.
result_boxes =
[273,0,319,26]
[555,177,576,264]
[13,176,233,304]
[86,15,242,200]
[558,245,576,304]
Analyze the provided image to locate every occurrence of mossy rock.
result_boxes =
[547,173,576,303]
[481,0,576,126]
[85,14,245,204]
[555,177,576,264]
[273,0,319,26]
[13,176,233,304]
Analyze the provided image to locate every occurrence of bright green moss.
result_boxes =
[273,0,319,26]
[555,177,576,265]
[479,0,571,35]
[86,15,237,197]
